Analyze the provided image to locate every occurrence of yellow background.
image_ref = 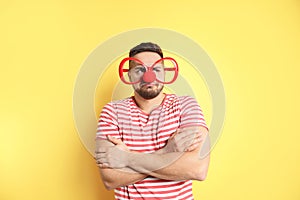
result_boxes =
[1,0,299,199]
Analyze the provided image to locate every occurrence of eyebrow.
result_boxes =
[129,60,140,69]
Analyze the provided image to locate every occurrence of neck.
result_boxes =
[133,92,165,114]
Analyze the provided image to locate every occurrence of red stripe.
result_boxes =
[125,141,166,148]
[117,126,177,133]
[97,94,205,199]
[115,187,192,200]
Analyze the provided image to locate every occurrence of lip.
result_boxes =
[140,83,157,88]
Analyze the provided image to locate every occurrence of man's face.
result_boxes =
[130,51,164,99]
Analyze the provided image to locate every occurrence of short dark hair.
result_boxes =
[129,42,163,58]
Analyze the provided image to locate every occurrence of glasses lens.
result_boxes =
[120,59,145,84]
[154,58,177,83]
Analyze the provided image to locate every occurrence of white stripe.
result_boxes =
[98,94,205,199]
[115,189,187,198]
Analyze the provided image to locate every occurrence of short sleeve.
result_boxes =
[96,103,120,140]
[179,96,208,130]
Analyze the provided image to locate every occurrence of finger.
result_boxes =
[177,129,201,139]
[97,163,109,168]
[178,132,199,145]
[177,135,194,147]
[173,132,191,142]
[177,135,203,151]
[169,130,179,139]
[107,135,122,145]
[178,138,198,151]
[180,132,203,146]
[95,153,106,161]
[185,136,206,151]
[95,147,107,153]
[197,135,205,143]
[172,128,198,143]
[96,157,108,164]
[185,143,200,152]
[178,127,197,133]
[181,131,200,139]
[188,135,205,145]
[178,127,201,135]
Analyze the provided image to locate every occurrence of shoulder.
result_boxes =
[164,94,198,103]
[101,97,133,112]
[177,95,197,101]
[104,97,132,107]
[163,94,199,110]
[172,95,199,105]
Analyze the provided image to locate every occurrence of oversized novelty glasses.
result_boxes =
[119,57,179,84]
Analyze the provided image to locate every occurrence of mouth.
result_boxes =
[140,83,158,90]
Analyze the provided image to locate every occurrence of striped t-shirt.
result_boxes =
[96,94,207,200]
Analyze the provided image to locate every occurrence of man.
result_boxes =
[95,42,210,200]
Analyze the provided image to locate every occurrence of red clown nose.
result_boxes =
[142,71,156,83]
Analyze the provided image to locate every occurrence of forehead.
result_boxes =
[132,51,162,65]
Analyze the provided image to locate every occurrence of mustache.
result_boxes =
[140,82,159,87]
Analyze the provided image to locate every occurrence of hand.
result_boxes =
[95,135,130,169]
[163,127,204,153]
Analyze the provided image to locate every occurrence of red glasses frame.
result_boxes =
[119,57,179,84]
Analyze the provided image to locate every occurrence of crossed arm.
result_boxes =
[95,126,210,190]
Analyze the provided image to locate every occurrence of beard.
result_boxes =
[134,83,164,99]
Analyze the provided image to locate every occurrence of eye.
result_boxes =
[132,66,146,73]
[153,65,163,72]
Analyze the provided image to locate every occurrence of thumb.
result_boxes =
[170,129,179,139]
[107,135,122,145]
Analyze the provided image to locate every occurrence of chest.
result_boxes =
[116,103,181,152]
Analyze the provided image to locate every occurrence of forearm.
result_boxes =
[152,150,210,181]
[127,150,209,181]
[96,126,210,186]
[128,151,180,173]
[126,128,210,181]
[96,139,147,189]
[99,167,147,190]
